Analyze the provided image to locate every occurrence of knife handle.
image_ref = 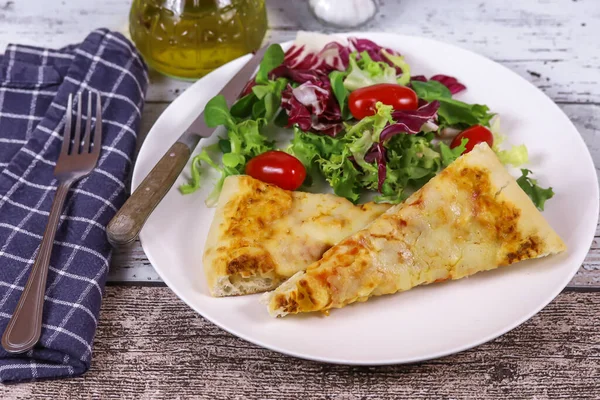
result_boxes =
[107,142,191,247]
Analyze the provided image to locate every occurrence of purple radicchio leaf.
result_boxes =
[410,75,466,96]
[291,82,330,115]
[410,75,428,83]
[380,101,441,141]
[281,84,312,131]
[430,74,467,95]
[364,143,387,192]
[281,83,344,137]
[282,40,349,72]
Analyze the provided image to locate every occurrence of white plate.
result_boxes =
[133,33,599,365]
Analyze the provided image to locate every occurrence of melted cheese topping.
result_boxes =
[267,144,566,316]
[203,175,391,296]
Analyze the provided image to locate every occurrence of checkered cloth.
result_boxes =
[0,29,148,383]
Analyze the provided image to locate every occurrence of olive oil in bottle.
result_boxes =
[129,0,268,80]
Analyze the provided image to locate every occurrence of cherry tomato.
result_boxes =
[348,84,419,120]
[450,125,494,154]
[245,151,306,190]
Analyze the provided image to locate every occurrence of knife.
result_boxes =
[106,45,270,247]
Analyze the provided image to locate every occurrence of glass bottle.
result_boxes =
[129,0,268,80]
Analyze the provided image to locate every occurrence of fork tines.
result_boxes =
[61,90,102,157]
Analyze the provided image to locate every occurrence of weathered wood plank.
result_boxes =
[0,0,598,103]
[0,287,597,399]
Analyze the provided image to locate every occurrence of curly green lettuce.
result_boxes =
[490,117,529,167]
[343,50,412,92]
[288,103,441,204]
[179,95,274,204]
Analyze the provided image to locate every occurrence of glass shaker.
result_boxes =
[129,0,268,80]
[309,0,378,29]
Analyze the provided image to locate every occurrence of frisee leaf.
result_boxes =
[317,151,362,203]
[287,126,343,185]
[382,50,411,86]
[496,144,528,167]
[179,147,224,196]
[181,111,274,198]
[490,118,529,167]
[343,52,398,91]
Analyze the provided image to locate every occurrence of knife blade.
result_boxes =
[106,45,270,247]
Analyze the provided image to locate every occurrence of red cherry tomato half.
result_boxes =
[245,151,307,191]
[348,83,419,120]
[450,125,494,154]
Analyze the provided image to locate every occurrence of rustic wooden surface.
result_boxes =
[0,286,599,399]
[0,0,599,397]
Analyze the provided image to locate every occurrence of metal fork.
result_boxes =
[1,90,102,354]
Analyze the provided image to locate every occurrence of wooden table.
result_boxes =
[1,0,599,398]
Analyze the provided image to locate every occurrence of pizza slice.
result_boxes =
[264,143,566,317]
[203,175,391,296]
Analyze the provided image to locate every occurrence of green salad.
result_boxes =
[180,34,553,210]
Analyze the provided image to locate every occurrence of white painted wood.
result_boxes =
[1,0,599,103]
[2,0,599,286]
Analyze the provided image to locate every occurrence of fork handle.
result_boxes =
[106,142,192,247]
[2,181,72,353]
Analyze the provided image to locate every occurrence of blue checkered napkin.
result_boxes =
[0,29,148,383]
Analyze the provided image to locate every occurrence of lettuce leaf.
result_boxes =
[343,51,398,91]
[490,117,529,167]
[345,101,394,140]
[318,149,362,202]
[516,169,554,211]
[439,138,468,167]
[437,99,494,128]
[289,127,362,201]
[180,97,275,200]
[411,80,452,101]
[204,95,236,129]
[376,133,441,203]
[288,127,343,174]
[178,146,238,207]
[411,80,494,128]
[496,144,529,167]
[255,44,285,85]
[329,70,352,120]
[231,44,287,122]
[345,102,393,171]
[382,50,411,86]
